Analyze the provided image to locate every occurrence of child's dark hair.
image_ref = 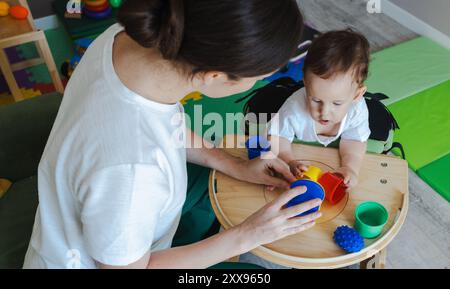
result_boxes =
[303,29,370,86]
[118,0,304,80]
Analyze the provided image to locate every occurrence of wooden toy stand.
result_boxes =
[209,135,409,269]
[0,0,64,102]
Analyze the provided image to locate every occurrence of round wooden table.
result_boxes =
[209,135,409,269]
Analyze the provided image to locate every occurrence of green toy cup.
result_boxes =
[354,201,388,239]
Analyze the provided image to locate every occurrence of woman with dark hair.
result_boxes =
[23,0,322,268]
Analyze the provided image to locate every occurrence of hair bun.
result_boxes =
[118,0,185,59]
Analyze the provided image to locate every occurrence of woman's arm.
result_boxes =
[97,186,322,269]
[186,129,296,188]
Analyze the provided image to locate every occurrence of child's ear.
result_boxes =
[354,85,367,101]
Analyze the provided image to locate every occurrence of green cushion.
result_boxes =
[0,93,62,182]
[387,80,450,170]
[417,154,450,202]
[366,37,450,105]
[0,176,39,269]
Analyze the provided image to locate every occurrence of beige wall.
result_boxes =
[390,0,450,37]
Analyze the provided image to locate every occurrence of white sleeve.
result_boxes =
[341,100,371,142]
[79,163,170,266]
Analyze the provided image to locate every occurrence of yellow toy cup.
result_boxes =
[299,165,323,182]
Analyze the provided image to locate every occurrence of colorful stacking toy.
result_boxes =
[83,0,112,19]
[318,172,347,205]
[354,201,389,239]
[287,166,325,217]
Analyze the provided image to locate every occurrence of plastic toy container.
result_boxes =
[318,172,347,205]
[287,179,325,217]
[300,165,322,181]
[354,201,389,238]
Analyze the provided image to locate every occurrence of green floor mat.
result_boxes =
[183,80,270,141]
[387,80,450,171]
[417,154,450,202]
[366,37,450,106]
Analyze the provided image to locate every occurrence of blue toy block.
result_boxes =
[245,136,271,160]
[333,225,365,253]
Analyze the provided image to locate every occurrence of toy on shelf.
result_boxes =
[333,225,364,253]
[354,201,388,238]
[0,1,10,16]
[109,0,122,8]
[245,136,271,160]
[83,0,112,20]
[61,38,94,78]
[9,5,29,20]
[318,172,347,205]
[287,168,325,217]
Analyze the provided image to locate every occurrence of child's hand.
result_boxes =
[288,160,308,179]
[335,167,358,191]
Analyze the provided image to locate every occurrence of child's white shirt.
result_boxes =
[23,24,187,268]
[268,87,371,145]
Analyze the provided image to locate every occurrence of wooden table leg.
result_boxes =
[36,34,65,94]
[0,48,23,102]
[360,248,387,269]
[378,248,387,269]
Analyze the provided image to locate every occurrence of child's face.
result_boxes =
[304,70,367,126]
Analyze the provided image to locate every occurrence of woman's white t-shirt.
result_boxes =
[268,88,371,146]
[23,24,188,268]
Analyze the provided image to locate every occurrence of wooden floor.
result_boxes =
[386,168,450,268]
[297,0,417,51]
[239,1,449,269]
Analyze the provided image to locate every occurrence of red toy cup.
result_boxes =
[318,172,347,205]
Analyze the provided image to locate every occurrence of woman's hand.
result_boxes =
[235,186,322,250]
[227,152,297,190]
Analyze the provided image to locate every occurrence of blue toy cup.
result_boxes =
[245,136,271,160]
[287,179,325,217]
